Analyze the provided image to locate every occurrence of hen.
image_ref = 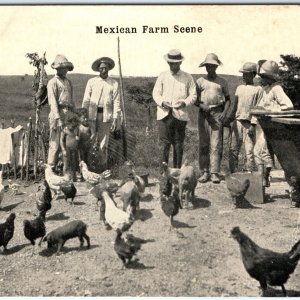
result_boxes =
[44,164,73,200]
[114,228,142,267]
[36,180,52,221]
[161,162,181,184]
[79,160,111,185]
[159,176,182,228]
[61,183,77,205]
[0,170,5,209]
[231,226,300,296]
[126,161,146,194]
[225,174,250,208]
[101,190,134,232]
[0,212,16,252]
[23,216,46,255]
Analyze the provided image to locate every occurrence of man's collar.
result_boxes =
[170,69,182,76]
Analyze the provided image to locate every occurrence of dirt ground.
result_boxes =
[0,170,300,297]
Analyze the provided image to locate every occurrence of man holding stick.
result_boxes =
[153,49,197,168]
[82,57,121,171]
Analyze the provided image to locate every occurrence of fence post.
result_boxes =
[26,117,32,182]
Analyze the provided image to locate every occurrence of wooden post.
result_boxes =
[33,107,40,180]
[20,130,25,180]
[26,117,32,182]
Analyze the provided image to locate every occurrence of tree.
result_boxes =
[279,54,300,109]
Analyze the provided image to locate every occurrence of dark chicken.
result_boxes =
[225,174,250,208]
[114,228,142,267]
[231,226,300,296]
[36,180,52,221]
[0,212,16,251]
[23,216,46,255]
[61,183,77,205]
[159,176,182,228]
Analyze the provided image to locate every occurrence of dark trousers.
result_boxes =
[158,113,187,168]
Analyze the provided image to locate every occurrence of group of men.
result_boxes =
[153,49,293,185]
[46,49,294,186]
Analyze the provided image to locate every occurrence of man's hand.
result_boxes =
[248,124,256,138]
[62,150,67,157]
[162,101,172,109]
[199,103,211,113]
[111,118,117,132]
[173,101,186,109]
[218,112,227,124]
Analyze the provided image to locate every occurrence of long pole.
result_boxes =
[26,117,32,182]
[117,37,127,127]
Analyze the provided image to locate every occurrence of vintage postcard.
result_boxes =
[0,4,300,297]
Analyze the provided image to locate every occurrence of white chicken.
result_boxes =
[0,170,4,209]
[161,162,181,184]
[101,190,134,232]
[126,161,146,194]
[44,164,73,199]
[79,161,111,185]
[7,179,21,196]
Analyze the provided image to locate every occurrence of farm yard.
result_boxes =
[0,73,300,297]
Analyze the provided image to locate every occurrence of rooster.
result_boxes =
[61,183,77,205]
[79,160,111,186]
[36,180,52,221]
[126,161,146,194]
[44,164,73,200]
[225,173,250,208]
[159,176,182,229]
[0,212,16,252]
[23,216,46,255]
[231,226,300,296]
[114,228,142,268]
[101,190,134,232]
[0,170,5,209]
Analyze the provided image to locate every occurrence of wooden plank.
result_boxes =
[251,109,300,116]
[270,117,300,125]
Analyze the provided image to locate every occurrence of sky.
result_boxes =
[0,5,299,77]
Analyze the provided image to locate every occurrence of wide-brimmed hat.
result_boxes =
[91,57,115,71]
[239,62,257,73]
[257,60,280,81]
[199,53,222,67]
[51,54,74,71]
[164,49,184,63]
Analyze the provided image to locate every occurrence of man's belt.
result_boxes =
[97,107,104,113]
[208,103,224,109]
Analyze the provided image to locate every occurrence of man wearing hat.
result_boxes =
[196,53,232,184]
[153,49,197,168]
[47,54,75,169]
[252,60,293,186]
[82,57,121,171]
[230,62,263,173]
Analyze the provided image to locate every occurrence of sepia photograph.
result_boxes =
[0,3,300,297]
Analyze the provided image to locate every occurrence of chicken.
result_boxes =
[126,161,146,194]
[119,180,140,216]
[36,180,52,221]
[0,212,16,252]
[79,160,111,185]
[161,162,181,184]
[23,216,46,255]
[231,226,300,296]
[44,164,73,200]
[101,190,134,232]
[61,183,77,205]
[8,179,21,196]
[0,170,5,209]
[225,174,250,208]
[114,228,142,267]
[178,162,197,208]
[160,176,182,228]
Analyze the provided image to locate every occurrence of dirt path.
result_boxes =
[0,170,299,296]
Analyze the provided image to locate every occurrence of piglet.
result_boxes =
[42,220,90,254]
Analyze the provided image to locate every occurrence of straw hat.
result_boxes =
[258,60,280,81]
[51,54,74,71]
[199,53,222,67]
[164,49,184,63]
[239,62,257,73]
[91,57,115,71]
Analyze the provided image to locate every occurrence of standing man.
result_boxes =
[47,54,75,170]
[196,53,232,184]
[82,57,121,171]
[153,49,197,168]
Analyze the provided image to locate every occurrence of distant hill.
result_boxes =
[0,73,242,129]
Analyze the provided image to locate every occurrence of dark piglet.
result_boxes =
[42,220,90,254]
